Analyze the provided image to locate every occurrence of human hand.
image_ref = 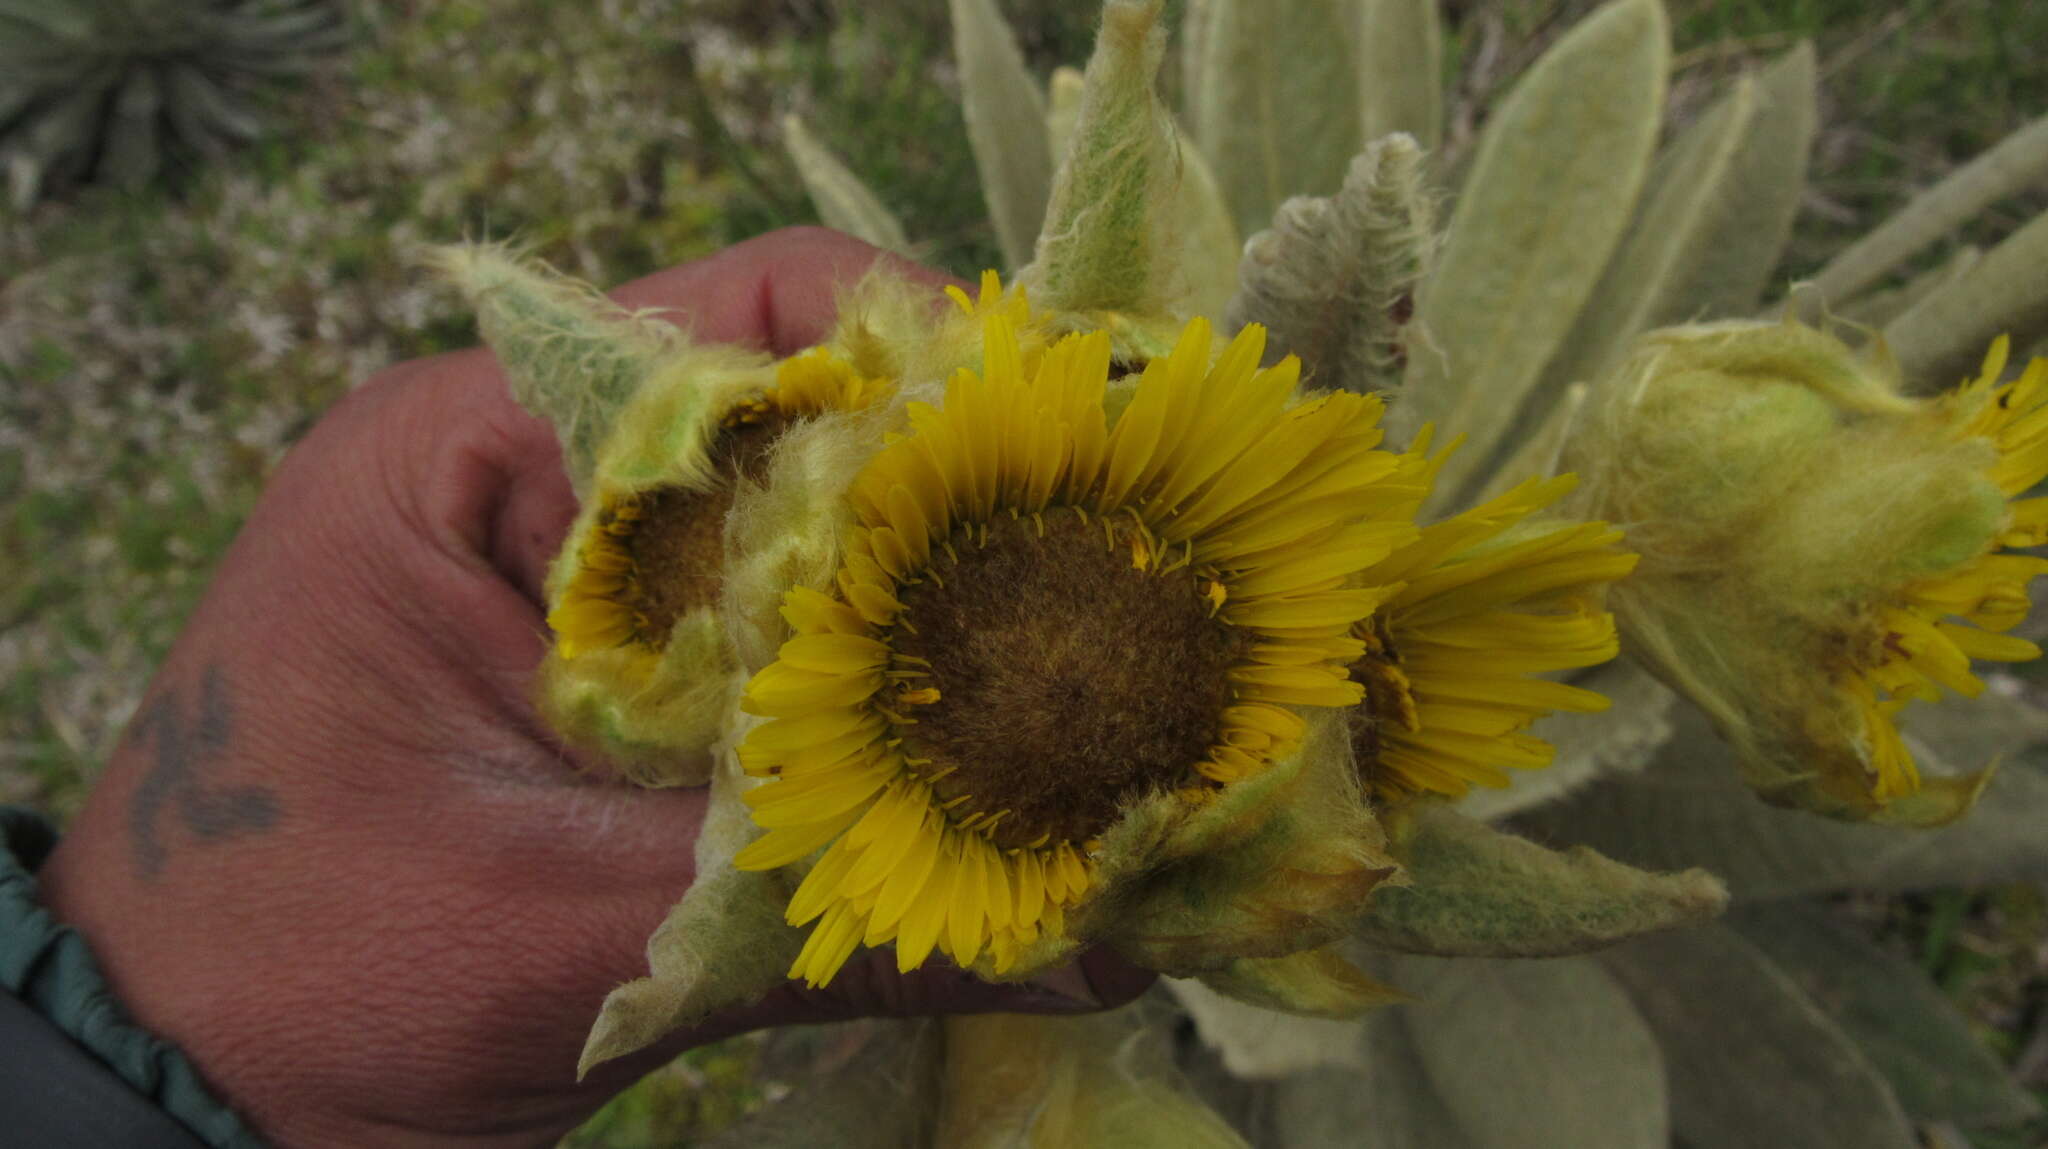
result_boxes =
[36,228,1153,1149]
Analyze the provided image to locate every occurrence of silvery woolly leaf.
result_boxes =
[1379,954,1669,1149]
[1834,245,1981,329]
[1025,0,1176,315]
[1355,0,1443,150]
[781,115,913,256]
[1516,698,2048,900]
[1399,0,1668,511]
[1730,903,2041,1128]
[1352,803,1726,958]
[1885,207,2048,388]
[1190,0,1362,238]
[1168,977,1370,1079]
[431,245,682,492]
[1225,134,1433,396]
[949,0,1052,270]
[1602,925,1919,1149]
[1808,112,2048,309]
[1270,1011,1476,1149]
[937,1010,1249,1149]
[1539,44,1816,400]
[1046,65,1084,160]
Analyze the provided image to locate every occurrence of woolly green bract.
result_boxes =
[1566,321,2016,824]
[1352,804,1726,957]
[1023,0,1175,316]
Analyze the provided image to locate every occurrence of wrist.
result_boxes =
[0,806,266,1149]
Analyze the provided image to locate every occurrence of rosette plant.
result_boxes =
[447,0,2048,1145]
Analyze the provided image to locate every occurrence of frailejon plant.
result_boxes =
[444,1,2048,1144]
[0,0,347,207]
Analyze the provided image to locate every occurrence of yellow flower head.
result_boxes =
[732,310,1432,986]
[1346,466,1639,802]
[1843,339,2048,801]
[548,348,890,663]
[1567,321,2048,825]
[535,346,890,783]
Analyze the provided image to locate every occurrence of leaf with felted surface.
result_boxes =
[1537,43,1815,400]
[1380,953,1669,1149]
[1809,113,2048,309]
[1398,0,1668,511]
[1190,0,1362,238]
[1269,1011,1477,1149]
[1885,208,2048,389]
[949,0,1052,270]
[1352,803,1725,957]
[936,1009,1249,1149]
[1168,975,1372,1079]
[1355,0,1442,151]
[1601,924,1919,1149]
[1516,702,2048,901]
[1730,902,2041,1128]
[782,114,912,255]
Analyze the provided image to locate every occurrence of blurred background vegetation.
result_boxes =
[2,1,2044,1145]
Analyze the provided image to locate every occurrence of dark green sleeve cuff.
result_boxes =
[0,806,266,1149]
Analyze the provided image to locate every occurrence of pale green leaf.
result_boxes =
[781,114,912,256]
[1538,43,1815,405]
[1399,0,1668,510]
[1168,119,1242,319]
[1810,112,2048,307]
[1168,977,1371,1078]
[1885,207,2048,389]
[1601,925,1919,1149]
[1178,0,1213,137]
[1387,954,1668,1149]
[1356,0,1443,150]
[1270,1013,1476,1149]
[1518,701,2048,900]
[429,244,680,494]
[939,1010,1249,1149]
[1352,803,1725,957]
[1456,659,1675,821]
[1834,245,1981,328]
[950,0,1052,270]
[1225,134,1434,395]
[1025,1,1176,315]
[1191,0,1362,238]
[1046,65,1084,162]
[1731,903,2041,1127]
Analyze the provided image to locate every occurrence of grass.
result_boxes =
[3,1,2045,1145]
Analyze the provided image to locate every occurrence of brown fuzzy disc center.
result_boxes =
[1346,616,1416,780]
[618,419,783,644]
[892,511,1244,850]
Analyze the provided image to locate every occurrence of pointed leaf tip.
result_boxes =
[949,0,1052,270]
[782,114,912,255]
[1354,804,1726,957]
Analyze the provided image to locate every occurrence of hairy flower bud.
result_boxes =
[1567,321,2048,824]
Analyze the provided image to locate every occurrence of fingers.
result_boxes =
[610,226,963,354]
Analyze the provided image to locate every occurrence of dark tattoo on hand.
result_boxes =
[128,665,280,879]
